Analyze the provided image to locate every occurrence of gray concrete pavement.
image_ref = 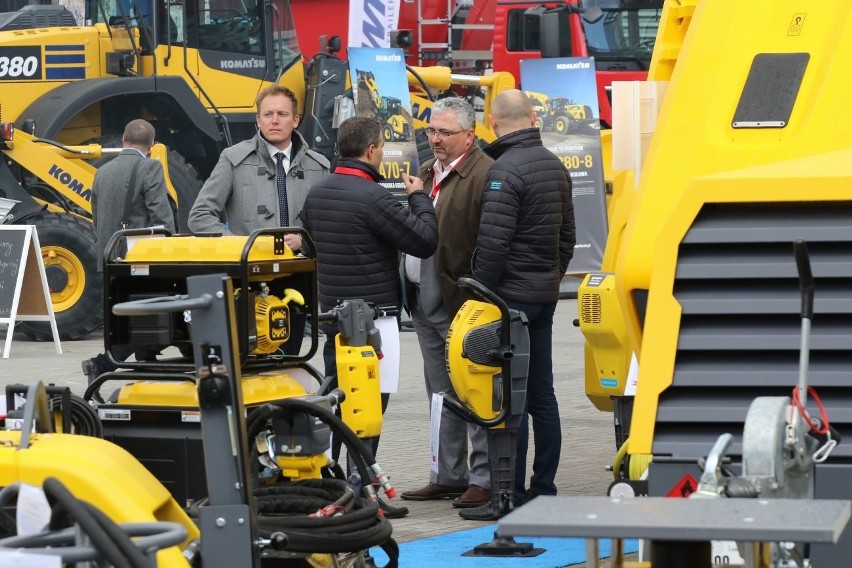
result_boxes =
[0,298,617,543]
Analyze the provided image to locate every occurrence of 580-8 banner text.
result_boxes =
[558,154,594,170]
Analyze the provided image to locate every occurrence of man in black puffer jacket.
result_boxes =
[302,116,437,518]
[470,89,576,518]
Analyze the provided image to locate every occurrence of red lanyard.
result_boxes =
[431,149,469,199]
[335,166,374,181]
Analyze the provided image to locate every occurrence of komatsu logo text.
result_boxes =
[220,59,265,69]
[48,164,91,201]
[556,61,591,70]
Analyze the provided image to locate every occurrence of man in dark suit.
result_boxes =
[81,118,176,382]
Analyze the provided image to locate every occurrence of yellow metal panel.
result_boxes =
[618,0,852,453]
[629,150,852,453]
[336,335,383,439]
[0,431,198,565]
[114,372,309,406]
[124,234,295,263]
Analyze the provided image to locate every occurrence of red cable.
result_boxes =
[791,386,829,435]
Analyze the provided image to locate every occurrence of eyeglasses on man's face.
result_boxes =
[425,127,467,139]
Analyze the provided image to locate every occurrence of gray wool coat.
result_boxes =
[91,149,176,270]
[187,130,330,235]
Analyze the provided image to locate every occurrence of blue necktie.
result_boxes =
[275,152,289,226]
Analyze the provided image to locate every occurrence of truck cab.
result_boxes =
[493,0,662,127]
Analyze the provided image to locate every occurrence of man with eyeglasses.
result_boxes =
[188,84,330,354]
[469,89,575,520]
[399,97,494,511]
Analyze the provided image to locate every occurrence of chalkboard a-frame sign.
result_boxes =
[0,225,62,358]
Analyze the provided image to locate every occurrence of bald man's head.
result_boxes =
[490,89,535,137]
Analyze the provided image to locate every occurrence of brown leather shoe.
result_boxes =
[452,484,491,508]
[400,483,466,501]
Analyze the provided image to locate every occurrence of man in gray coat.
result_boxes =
[188,84,330,354]
[188,84,330,252]
[82,118,176,381]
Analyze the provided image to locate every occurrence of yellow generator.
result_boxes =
[84,228,384,507]
[0,264,394,566]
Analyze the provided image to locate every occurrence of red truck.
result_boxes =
[291,0,662,127]
[493,0,663,127]
[290,0,495,70]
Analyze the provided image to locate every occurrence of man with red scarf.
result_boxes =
[302,115,437,518]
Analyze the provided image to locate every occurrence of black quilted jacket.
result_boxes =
[302,158,437,310]
[473,128,576,304]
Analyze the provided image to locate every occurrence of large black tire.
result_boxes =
[16,212,102,341]
[163,151,203,232]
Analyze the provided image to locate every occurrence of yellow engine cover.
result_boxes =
[446,300,502,422]
[579,273,632,411]
[0,431,197,566]
[124,234,293,264]
[113,371,309,407]
[336,335,382,439]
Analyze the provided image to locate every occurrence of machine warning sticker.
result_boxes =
[0,47,42,80]
[181,411,201,423]
[98,408,131,421]
[667,473,698,498]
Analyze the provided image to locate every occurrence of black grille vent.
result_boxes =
[651,203,852,462]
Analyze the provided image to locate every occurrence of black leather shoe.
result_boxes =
[378,498,409,519]
[81,358,100,385]
[458,504,504,521]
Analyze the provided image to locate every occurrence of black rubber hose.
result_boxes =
[248,399,376,495]
[84,502,156,567]
[47,393,103,437]
[376,538,400,568]
[255,484,392,552]
[42,477,146,568]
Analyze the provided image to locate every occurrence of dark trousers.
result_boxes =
[323,331,389,496]
[281,310,307,356]
[509,301,560,501]
[94,345,158,372]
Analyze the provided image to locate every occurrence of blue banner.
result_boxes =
[348,47,418,198]
[520,57,608,274]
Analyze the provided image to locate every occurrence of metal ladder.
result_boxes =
[416,0,493,66]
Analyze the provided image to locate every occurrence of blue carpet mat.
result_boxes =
[372,525,639,567]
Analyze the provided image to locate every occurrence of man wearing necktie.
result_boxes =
[398,97,495,511]
[188,85,330,353]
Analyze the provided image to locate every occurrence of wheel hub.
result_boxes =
[41,245,86,312]
[45,264,69,293]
